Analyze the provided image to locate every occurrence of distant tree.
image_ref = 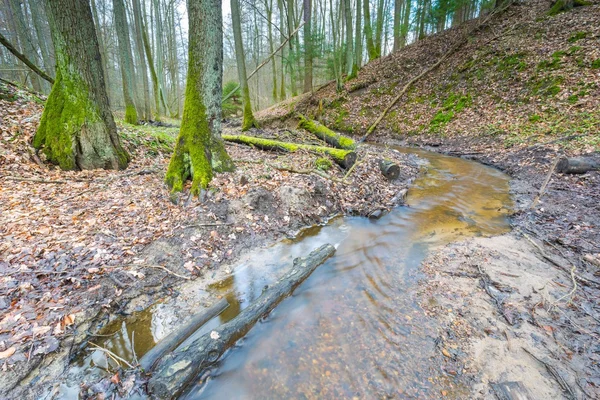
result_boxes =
[165,0,234,195]
[33,0,129,171]
[113,0,138,124]
[303,0,313,92]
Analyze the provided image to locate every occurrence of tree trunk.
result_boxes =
[265,0,278,103]
[165,0,234,195]
[344,0,353,76]
[354,0,363,71]
[374,0,385,56]
[9,0,42,92]
[90,0,110,97]
[131,0,152,121]
[363,0,377,60]
[33,0,130,171]
[378,159,400,180]
[298,114,356,150]
[393,0,403,51]
[148,244,336,399]
[222,134,357,168]
[113,0,139,125]
[231,0,257,130]
[303,0,313,92]
[27,0,53,92]
[400,0,411,47]
[286,0,298,96]
[277,0,287,100]
[556,157,598,174]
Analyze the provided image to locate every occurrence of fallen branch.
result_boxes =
[146,265,191,280]
[297,114,356,150]
[223,134,356,168]
[360,0,514,141]
[530,156,560,210]
[88,342,134,369]
[0,32,55,84]
[148,244,336,398]
[140,298,229,371]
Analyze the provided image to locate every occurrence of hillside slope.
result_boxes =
[260,0,599,152]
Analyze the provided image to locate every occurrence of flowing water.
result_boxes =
[67,147,512,399]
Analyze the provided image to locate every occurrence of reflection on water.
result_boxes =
[184,147,512,399]
[68,147,511,399]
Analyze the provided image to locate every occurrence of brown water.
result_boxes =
[64,147,512,399]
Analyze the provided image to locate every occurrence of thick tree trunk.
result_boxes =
[148,244,336,399]
[165,0,234,195]
[298,114,356,150]
[222,134,357,168]
[34,0,129,171]
[231,0,257,131]
[113,0,139,125]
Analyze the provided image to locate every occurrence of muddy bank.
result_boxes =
[388,133,600,398]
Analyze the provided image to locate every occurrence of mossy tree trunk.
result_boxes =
[165,0,234,195]
[131,0,152,121]
[113,0,138,125]
[231,0,257,131]
[33,0,129,171]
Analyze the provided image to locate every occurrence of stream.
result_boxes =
[63,147,512,399]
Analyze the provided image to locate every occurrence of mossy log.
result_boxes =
[222,134,356,168]
[378,159,400,180]
[148,244,336,399]
[556,157,598,174]
[139,298,229,372]
[297,114,356,150]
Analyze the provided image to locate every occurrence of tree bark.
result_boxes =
[231,0,257,131]
[131,0,152,120]
[378,159,400,180]
[298,114,356,150]
[165,0,234,195]
[139,298,229,372]
[286,0,298,96]
[148,244,336,399]
[343,0,354,76]
[556,157,598,174]
[113,0,139,124]
[222,134,357,168]
[33,0,129,171]
[393,0,403,51]
[374,0,385,55]
[303,0,313,92]
[363,0,377,60]
[354,0,363,71]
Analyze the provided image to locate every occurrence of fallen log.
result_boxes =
[297,114,356,150]
[139,298,229,372]
[556,157,598,174]
[222,134,356,168]
[378,159,400,180]
[147,244,336,398]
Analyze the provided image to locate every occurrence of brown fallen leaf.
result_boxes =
[0,346,16,360]
[442,348,452,358]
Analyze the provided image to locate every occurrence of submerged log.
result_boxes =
[378,159,400,180]
[297,114,356,150]
[222,134,356,168]
[139,298,229,372]
[556,157,598,174]
[148,244,336,398]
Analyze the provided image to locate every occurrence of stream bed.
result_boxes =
[63,147,512,399]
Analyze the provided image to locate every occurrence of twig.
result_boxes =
[343,157,363,180]
[88,342,134,369]
[182,222,233,228]
[146,265,191,280]
[551,265,577,309]
[530,156,560,210]
[522,347,576,400]
[131,331,139,366]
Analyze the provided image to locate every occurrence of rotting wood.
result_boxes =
[297,114,356,150]
[360,0,515,142]
[378,159,400,180]
[148,244,336,398]
[222,134,356,168]
[556,157,599,174]
[140,298,229,371]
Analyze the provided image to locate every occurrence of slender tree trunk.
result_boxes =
[27,0,53,92]
[165,0,233,195]
[344,0,353,76]
[9,0,42,91]
[303,0,312,92]
[231,0,257,130]
[286,0,298,96]
[90,0,110,98]
[374,0,384,56]
[329,0,341,89]
[393,0,403,51]
[265,0,278,103]
[277,0,287,100]
[34,0,129,171]
[401,0,410,46]
[354,0,362,71]
[363,0,377,60]
[131,0,152,120]
[113,0,139,124]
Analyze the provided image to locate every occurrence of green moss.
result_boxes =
[530,75,564,97]
[567,94,579,104]
[315,157,332,171]
[124,104,138,125]
[528,114,542,123]
[567,31,588,43]
[567,45,582,55]
[591,59,600,69]
[496,52,528,73]
[428,93,472,132]
[298,114,356,150]
[537,51,566,70]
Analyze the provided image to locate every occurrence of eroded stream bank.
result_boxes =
[58,146,520,399]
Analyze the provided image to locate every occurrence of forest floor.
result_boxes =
[0,81,418,398]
